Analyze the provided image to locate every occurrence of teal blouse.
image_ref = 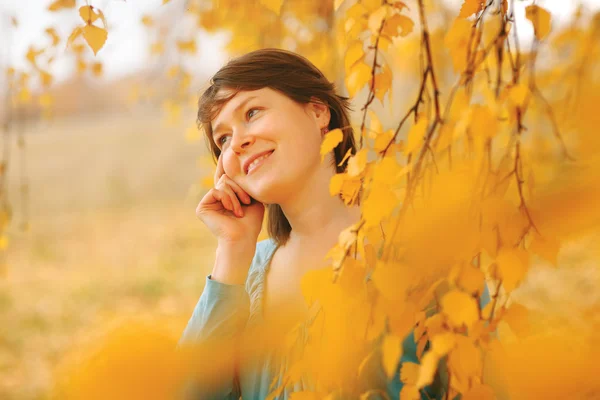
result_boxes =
[178,238,490,399]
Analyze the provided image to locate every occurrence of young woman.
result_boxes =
[178,48,488,399]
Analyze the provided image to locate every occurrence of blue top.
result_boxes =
[178,238,490,399]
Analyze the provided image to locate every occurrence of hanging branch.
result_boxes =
[359,2,388,150]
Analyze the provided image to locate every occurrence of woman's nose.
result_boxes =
[231,130,254,153]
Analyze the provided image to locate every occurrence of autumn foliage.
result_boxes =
[4,0,600,399]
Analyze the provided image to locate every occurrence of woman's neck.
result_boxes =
[278,162,361,246]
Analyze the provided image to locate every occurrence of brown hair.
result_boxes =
[197,48,356,246]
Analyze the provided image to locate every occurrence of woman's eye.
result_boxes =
[218,135,229,146]
[246,108,259,120]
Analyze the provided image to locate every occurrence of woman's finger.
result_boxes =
[197,188,226,218]
[218,175,252,205]
[219,184,243,216]
[199,188,225,209]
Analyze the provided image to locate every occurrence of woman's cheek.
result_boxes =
[222,152,239,177]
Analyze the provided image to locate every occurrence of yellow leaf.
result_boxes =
[462,384,495,400]
[448,336,482,393]
[166,65,180,78]
[320,128,343,163]
[507,83,529,109]
[38,93,54,108]
[382,335,402,378]
[529,231,560,266]
[404,117,428,155]
[444,18,471,73]
[48,0,75,11]
[82,24,108,55]
[39,70,53,87]
[481,301,493,320]
[495,247,530,292]
[45,27,61,46]
[347,147,368,176]
[453,264,485,296]
[525,5,551,41]
[338,148,353,167]
[470,105,498,140]
[415,351,439,388]
[399,384,420,400]
[368,5,389,34]
[374,130,394,153]
[151,42,165,55]
[376,34,393,52]
[363,0,383,12]
[177,39,197,53]
[18,88,31,104]
[371,261,408,303]
[367,112,383,136]
[26,46,44,67]
[179,71,192,92]
[441,290,479,329]
[163,0,171,4]
[79,6,100,24]
[39,93,54,108]
[373,63,392,104]
[19,72,29,86]
[346,2,368,20]
[431,332,456,356]
[363,183,398,227]
[71,43,86,54]
[372,156,400,185]
[259,0,283,15]
[0,236,9,250]
[334,0,345,11]
[458,0,483,18]
[300,266,333,306]
[345,61,372,98]
[77,59,87,73]
[393,1,409,12]
[329,173,344,196]
[345,41,364,72]
[382,14,414,37]
[91,62,103,77]
[400,362,419,384]
[340,175,362,205]
[141,15,154,27]
[502,303,531,337]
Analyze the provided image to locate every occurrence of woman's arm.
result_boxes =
[177,243,256,399]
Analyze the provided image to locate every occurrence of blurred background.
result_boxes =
[0,0,599,398]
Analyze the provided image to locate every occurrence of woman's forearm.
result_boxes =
[210,240,256,285]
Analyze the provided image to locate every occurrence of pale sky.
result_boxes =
[0,0,598,87]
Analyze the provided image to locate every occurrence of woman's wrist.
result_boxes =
[210,240,256,285]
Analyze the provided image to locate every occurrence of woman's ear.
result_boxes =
[308,97,331,129]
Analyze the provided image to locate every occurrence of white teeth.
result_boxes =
[247,152,272,174]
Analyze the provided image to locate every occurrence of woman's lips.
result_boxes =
[246,150,274,175]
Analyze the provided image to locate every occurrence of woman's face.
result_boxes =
[211,87,330,203]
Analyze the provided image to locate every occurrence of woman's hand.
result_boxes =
[196,154,265,246]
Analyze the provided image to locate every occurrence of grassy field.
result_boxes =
[0,108,217,399]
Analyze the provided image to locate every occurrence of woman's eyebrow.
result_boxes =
[212,95,258,137]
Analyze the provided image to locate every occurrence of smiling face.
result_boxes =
[211,87,331,204]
